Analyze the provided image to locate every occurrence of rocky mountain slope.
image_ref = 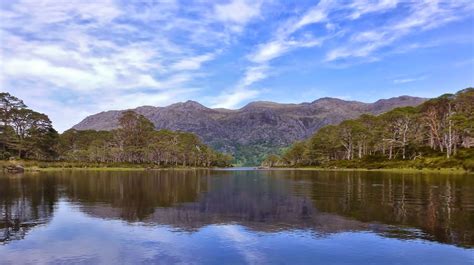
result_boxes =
[72,96,426,165]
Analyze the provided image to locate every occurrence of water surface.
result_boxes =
[1,170,473,264]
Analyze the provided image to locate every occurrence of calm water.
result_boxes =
[0,169,473,265]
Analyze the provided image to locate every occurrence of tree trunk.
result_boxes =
[447,108,453,159]
[389,144,393,160]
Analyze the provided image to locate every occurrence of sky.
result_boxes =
[1,0,473,132]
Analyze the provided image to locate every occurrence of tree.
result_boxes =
[262,154,281,167]
[114,111,155,163]
[1,93,231,167]
[283,141,307,165]
[307,125,340,162]
[380,107,418,159]
[275,88,473,168]
[452,88,474,149]
[0,92,26,157]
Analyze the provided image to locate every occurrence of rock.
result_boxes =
[6,165,24,173]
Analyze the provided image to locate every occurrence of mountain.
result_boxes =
[72,96,427,165]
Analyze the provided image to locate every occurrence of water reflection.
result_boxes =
[0,170,473,248]
[0,175,57,244]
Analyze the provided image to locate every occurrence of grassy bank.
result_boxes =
[2,159,472,174]
[289,167,470,174]
[324,155,472,172]
[0,160,217,172]
[266,156,473,174]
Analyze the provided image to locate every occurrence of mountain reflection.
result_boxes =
[0,170,473,247]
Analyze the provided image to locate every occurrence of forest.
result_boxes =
[0,93,232,168]
[263,88,474,171]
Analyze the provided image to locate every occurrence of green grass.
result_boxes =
[269,151,474,174]
[0,160,216,172]
[290,167,470,174]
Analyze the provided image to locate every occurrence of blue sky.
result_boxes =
[1,0,473,131]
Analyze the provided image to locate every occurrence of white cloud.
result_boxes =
[393,78,416,84]
[240,65,269,87]
[0,0,247,131]
[210,88,260,109]
[243,0,332,86]
[1,0,472,131]
[393,75,426,84]
[325,0,474,62]
[250,41,289,63]
[220,0,333,107]
[289,0,332,34]
[214,0,262,25]
[2,0,122,26]
[348,0,400,19]
[171,53,215,71]
[1,36,168,92]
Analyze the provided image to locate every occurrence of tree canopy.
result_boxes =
[1,93,232,167]
[0,92,57,160]
[263,88,474,169]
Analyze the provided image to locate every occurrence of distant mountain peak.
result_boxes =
[169,100,209,110]
[312,97,343,103]
[241,101,295,110]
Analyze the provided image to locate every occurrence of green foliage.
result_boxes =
[232,143,281,166]
[1,93,232,168]
[58,118,233,167]
[263,88,474,170]
[0,92,58,160]
[463,159,474,172]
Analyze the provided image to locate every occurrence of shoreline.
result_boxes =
[3,166,219,172]
[263,167,471,174]
[1,160,471,174]
[2,165,471,174]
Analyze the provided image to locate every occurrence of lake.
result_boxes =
[0,169,473,264]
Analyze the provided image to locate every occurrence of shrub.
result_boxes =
[463,159,474,172]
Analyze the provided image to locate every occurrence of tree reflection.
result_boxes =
[0,175,57,244]
[0,170,472,247]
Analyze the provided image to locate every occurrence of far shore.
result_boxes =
[1,163,471,174]
[260,167,471,174]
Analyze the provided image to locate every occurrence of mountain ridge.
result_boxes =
[72,95,427,165]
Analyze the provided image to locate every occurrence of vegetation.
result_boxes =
[232,143,283,166]
[1,93,232,168]
[263,88,474,171]
[0,92,58,160]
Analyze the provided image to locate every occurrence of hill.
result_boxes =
[72,96,427,165]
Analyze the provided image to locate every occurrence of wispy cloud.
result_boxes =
[221,0,332,106]
[224,0,472,107]
[214,0,262,27]
[210,88,260,109]
[1,0,472,130]
[325,0,474,62]
[393,75,426,84]
[240,65,269,87]
[171,53,216,71]
[0,0,263,131]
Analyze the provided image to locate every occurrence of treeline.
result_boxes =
[59,111,233,167]
[1,93,232,167]
[263,88,474,169]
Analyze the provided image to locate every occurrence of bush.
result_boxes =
[463,159,474,172]
[362,154,386,162]
[455,149,474,160]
